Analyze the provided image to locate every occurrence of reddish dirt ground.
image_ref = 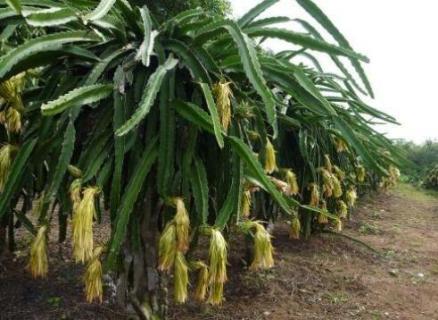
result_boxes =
[1,184,438,319]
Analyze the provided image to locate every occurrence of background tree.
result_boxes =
[395,139,438,187]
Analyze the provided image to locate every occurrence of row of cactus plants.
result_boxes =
[0,0,402,318]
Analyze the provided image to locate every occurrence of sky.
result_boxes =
[230,0,438,144]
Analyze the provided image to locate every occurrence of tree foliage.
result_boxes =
[143,0,231,21]
[395,139,438,187]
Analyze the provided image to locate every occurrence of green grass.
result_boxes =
[324,291,349,304]
[395,183,438,202]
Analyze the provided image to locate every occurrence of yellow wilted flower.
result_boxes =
[346,187,358,207]
[390,166,401,181]
[322,184,332,198]
[319,168,333,198]
[213,80,233,131]
[319,165,343,198]
[332,175,343,198]
[247,221,274,271]
[72,186,99,263]
[334,137,348,153]
[0,144,17,192]
[385,165,401,188]
[318,201,328,224]
[69,178,82,209]
[241,189,252,218]
[158,222,177,272]
[308,183,320,207]
[174,252,189,304]
[285,169,299,196]
[289,216,301,240]
[264,138,277,174]
[28,225,49,278]
[209,281,224,306]
[173,197,190,253]
[334,219,343,232]
[356,165,366,183]
[192,261,209,302]
[207,229,227,305]
[333,165,345,181]
[270,176,289,195]
[4,107,21,133]
[318,212,328,224]
[84,246,104,303]
[0,73,25,111]
[324,154,332,172]
[337,200,348,219]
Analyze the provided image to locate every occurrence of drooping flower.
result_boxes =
[249,222,274,271]
[4,107,21,133]
[193,261,209,302]
[213,80,233,131]
[318,201,328,224]
[289,216,301,240]
[308,183,320,207]
[69,178,82,210]
[84,246,104,303]
[337,200,348,219]
[207,229,227,305]
[356,165,366,183]
[318,212,328,224]
[209,281,225,306]
[72,186,99,263]
[270,176,289,195]
[346,187,358,207]
[173,197,190,253]
[334,219,343,232]
[331,174,343,198]
[174,252,189,304]
[334,137,348,153]
[285,169,299,196]
[0,73,25,111]
[241,189,252,218]
[333,165,346,181]
[0,144,17,192]
[385,165,401,187]
[158,222,177,272]
[28,225,49,278]
[264,138,277,174]
[319,168,333,198]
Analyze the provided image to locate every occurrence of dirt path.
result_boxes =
[1,184,438,319]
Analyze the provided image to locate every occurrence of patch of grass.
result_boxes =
[369,310,382,320]
[241,269,275,292]
[430,265,438,275]
[396,183,438,202]
[383,249,396,259]
[324,291,349,304]
[47,296,62,308]
[370,211,382,219]
[359,223,380,235]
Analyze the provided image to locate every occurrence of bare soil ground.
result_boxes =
[1,184,438,320]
